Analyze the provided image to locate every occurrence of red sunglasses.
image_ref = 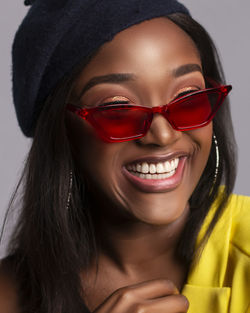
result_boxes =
[67,84,232,143]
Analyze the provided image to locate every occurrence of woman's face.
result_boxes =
[66,17,212,225]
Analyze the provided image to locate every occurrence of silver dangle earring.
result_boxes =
[212,133,220,186]
[66,170,73,210]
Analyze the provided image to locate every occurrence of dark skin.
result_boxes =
[0,18,212,313]
[67,18,212,312]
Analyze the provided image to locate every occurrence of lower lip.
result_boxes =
[122,157,187,193]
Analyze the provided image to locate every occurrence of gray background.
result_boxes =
[0,1,249,257]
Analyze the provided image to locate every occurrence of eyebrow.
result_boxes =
[79,64,203,97]
[79,73,136,97]
[172,63,203,78]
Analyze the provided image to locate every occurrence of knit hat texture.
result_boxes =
[12,0,190,137]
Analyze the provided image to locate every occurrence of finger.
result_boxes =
[133,294,189,313]
[93,279,179,312]
[94,294,189,313]
[126,278,179,298]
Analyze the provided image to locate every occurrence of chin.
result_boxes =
[126,193,190,226]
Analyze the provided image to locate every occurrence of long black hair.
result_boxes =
[1,13,236,313]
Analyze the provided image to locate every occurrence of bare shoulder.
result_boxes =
[0,257,20,313]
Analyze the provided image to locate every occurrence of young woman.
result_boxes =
[0,0,249,312]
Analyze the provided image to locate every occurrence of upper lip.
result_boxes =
[124,151,189,166]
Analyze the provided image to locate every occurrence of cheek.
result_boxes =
[66,113,123,190]
[66,113,104,169]
[198,124,213,158]
[189,123,213,178]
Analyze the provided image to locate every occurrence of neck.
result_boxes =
[92,204,190,277]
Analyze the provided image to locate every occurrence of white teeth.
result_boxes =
[149,164,156,174]
[164,161,171,172]
[133,170,176,180]
[156,163,165,173]
[175,158,179,168]
[136,164,142,172]
[141,162,149,174]
[126,158,180,175]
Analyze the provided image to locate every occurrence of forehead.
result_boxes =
[74,17,201,91]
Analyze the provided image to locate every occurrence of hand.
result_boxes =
[92,279,189,313]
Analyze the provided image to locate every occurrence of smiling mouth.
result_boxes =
[126,158,179,180]
[122,155,188,193]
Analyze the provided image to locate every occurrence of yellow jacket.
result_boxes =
[182,194,250,313]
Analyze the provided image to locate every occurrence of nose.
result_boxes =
[137,113,182,147]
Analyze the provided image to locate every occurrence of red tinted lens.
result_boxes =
[89,105,151,141]
[67,85,231,142]
[166,91,221,129]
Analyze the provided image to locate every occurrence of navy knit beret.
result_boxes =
[12,0,190,137]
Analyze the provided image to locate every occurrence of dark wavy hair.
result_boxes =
[1,13,236,313]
